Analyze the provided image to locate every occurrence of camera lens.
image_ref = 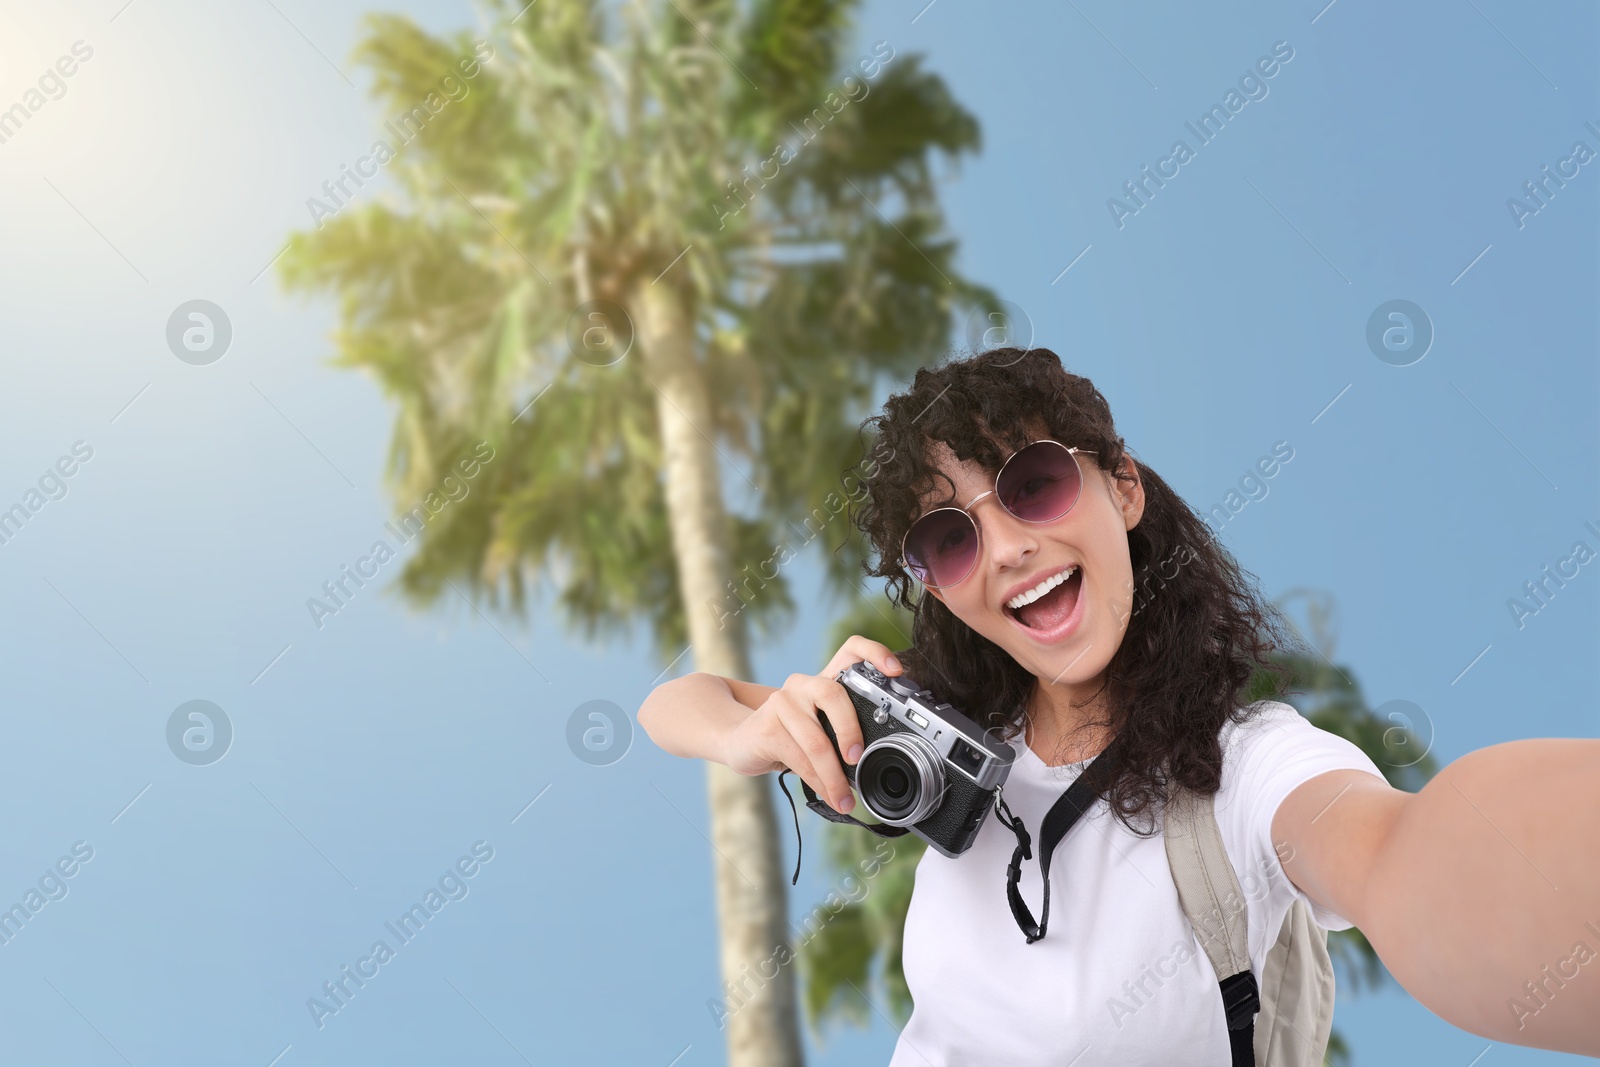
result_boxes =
[857,734,945,826]
[864,753,915,818]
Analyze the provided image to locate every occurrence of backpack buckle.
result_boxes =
[1219,971,1260,1030]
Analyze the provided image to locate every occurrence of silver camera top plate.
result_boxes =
[838,662,1015,792]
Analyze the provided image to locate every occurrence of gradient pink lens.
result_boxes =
[997,441,1084,521]
[904,442,1086,587]
[904,508,979,588]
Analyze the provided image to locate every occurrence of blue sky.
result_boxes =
[0,0,1593,1064]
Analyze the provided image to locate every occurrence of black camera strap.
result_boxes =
[992,730,1124,944]
[776,770,907,886]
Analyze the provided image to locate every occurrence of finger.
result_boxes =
[821,634,904,680]
[759,690,834,796]
[777,698,856,814]
[764,727,834,810]
[809,675,866,768]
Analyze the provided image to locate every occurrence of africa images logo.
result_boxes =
[305,841,495,1030]
[1106,40,1295,229]
[166,700,233,766]
[0,40,94,147]
[304,41,496,229]
[306,441,495,629]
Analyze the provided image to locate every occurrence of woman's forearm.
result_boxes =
[636,672,754,765]
[1360,738,1600,1054]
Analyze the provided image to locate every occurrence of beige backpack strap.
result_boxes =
[1255,899,1337,1067]
[1164,787,1260,1066]
[1165,787,1335,1067]
[1165,787,1252,974]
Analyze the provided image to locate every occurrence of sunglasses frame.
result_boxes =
[899,440,1099,590]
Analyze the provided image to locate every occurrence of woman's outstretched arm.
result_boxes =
[638,671,776,763]
[1273,739,1600,1056]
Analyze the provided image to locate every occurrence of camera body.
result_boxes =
[822,661,1016,858]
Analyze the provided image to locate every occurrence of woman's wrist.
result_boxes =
[638,671,754,767]
[703,674,755,768]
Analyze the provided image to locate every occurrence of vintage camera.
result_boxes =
[821,661,1016,858]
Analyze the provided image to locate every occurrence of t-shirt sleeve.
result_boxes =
[1212,700,1388,932]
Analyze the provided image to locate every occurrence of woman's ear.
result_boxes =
[1115,456,1145,531]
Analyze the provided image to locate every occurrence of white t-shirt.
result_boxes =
[889,699,1386,1067]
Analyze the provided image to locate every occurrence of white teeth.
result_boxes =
[1006,566,1079,611]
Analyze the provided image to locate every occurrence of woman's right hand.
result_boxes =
[721,636,905,816]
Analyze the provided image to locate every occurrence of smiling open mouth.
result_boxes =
[1005,565,1084,635]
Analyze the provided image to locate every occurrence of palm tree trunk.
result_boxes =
[633,279,805,1067]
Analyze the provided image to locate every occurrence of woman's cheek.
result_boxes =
[1104,572,1135,629]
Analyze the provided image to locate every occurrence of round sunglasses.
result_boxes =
[900,440,1097,589]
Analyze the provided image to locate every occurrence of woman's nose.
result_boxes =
[972,496,1036,571]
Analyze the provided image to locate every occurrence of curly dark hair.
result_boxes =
[849,346,1297,835]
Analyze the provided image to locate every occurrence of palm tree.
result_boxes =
[795,591,919,1035]
[801,587,1435,1065]
[277,2,991,1063]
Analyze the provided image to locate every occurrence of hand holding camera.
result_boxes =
[820,660,1015,857]
[720,635,905,815]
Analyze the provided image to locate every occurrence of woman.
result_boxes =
[638,346,1600,1063]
